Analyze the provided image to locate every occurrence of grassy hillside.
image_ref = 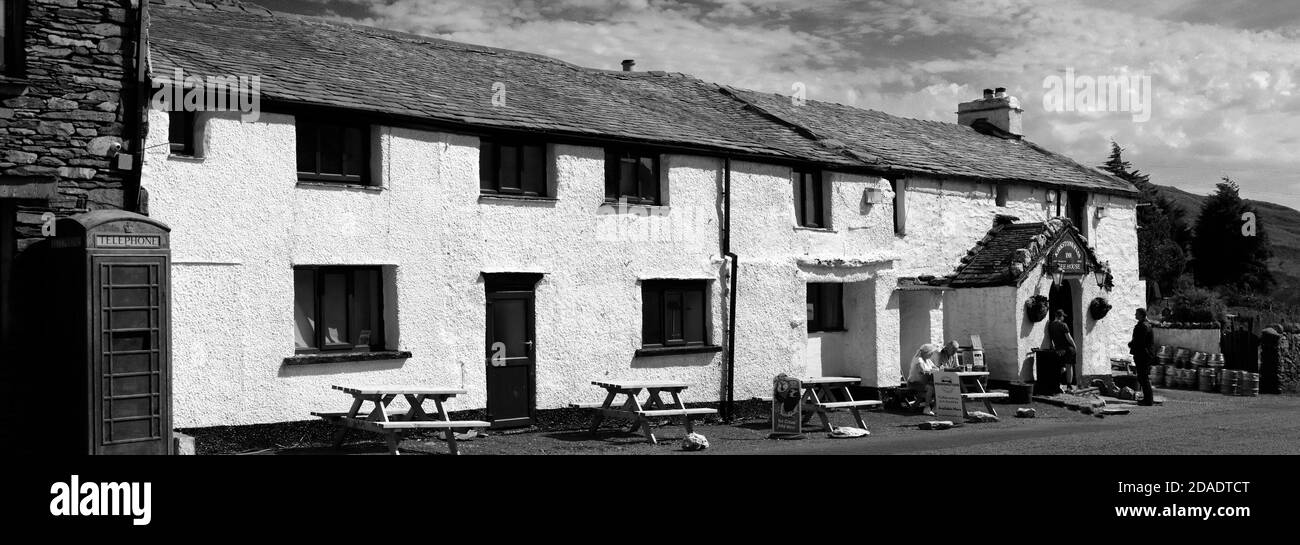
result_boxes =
[1155,184,1300,306]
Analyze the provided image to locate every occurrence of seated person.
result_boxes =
[938,340,961,370]
[907,344,940,416]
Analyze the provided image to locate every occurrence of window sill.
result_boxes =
[600,201,668,212]
[167,153,205,163]
[283,350,412,366]
[635,345,723,358]
[479,194,557,204]
[794,226,835,233]
[808,328,848,334]
[296,181,383,192]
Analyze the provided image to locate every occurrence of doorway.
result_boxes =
[484,273,541,429]
[1048,278,1083,385]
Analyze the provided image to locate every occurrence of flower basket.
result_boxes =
[1026,295,1050,323]
[1089,297,1113,320]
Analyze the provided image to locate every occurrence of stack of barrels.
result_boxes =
[1154,346,1242,394]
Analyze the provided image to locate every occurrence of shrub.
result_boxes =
[1168,286,1226,323]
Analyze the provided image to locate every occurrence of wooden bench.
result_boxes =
[317,385,485,455]
[636,408,717,417]
[960,392,1009,400]
[815,400,883,410]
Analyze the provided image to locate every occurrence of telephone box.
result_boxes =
[46,210,173,455]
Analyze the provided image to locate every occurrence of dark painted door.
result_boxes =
[486,290,535,428]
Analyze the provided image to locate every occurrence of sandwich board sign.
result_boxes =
[934,371,965,419]
[771,374,803,435]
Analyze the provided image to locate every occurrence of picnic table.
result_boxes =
[312,385,489,455]
[572,380,717,444]
[798,376,882,431]
[950,371,1008,417]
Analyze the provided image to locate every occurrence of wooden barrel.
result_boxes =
[1207,353,1226,367]
[1161,365,1176,387]
[1198,368,1216,392]
[1191,351,1209,367]
[1157,345,1174,360]
[1220,369,1240,395]
[1150,364,1165,387]
[1174,347,1192,368]
[1244,373,1260,397]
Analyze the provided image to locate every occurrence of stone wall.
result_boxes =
[3,0,139,249]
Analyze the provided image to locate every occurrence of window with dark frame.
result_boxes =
[1,0,24,75]
[293,266,384,353]
[296,116,371,185]
[806,283,844,332]
[605,148,660,205]
[995,183,1008,207]
[891,178,906,235]
[794,168,825,228]
[168,111,196,156]
[641,280,708,348]
[480,138,547,196]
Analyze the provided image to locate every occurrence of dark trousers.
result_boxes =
[1135,358,1153,403]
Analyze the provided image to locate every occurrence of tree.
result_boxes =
[1100,142,1188,295]
[1190,177,1275,294]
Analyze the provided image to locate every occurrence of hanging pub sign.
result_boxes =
[1048,237,1087,274]
[771,374,803,436]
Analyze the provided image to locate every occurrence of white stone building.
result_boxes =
[142,2,1142,429]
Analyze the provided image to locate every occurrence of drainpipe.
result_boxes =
[722,158,738,422]
[123,0,149,213]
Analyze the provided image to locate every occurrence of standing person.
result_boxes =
[1129,308,1156,406]
[1047,310,1077,392]
[907,344,939,416]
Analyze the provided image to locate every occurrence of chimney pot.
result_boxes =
[957,87,1023,136]
[621,59,635,71]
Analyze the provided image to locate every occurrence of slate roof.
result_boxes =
[948,216,1105,288]
[146,0,1137,194]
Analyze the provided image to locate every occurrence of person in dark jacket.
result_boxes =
[1047,310,1077,391]
[1129,308,1156,406]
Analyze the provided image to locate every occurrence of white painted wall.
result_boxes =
[1153,328,1222,354]
[889,174,1145,383]
[142,108,1144,426]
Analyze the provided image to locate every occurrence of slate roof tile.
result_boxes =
[147,1,1137,194]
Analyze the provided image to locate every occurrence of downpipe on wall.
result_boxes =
[722,158,738,422]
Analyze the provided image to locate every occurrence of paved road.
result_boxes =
[745,389,1300,455]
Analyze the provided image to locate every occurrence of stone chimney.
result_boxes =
[621,59,635,72]
[958,86,1023,136]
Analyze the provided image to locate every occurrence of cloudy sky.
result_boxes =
[256,0,1300,211]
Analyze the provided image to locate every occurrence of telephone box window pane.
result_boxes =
[112,309,150,330]
[110,287,151,308]
[111,331,150,352]
[110,265,149,285]
[111,353,151,374]
[320,272,349,347]
[294,269,317,349]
